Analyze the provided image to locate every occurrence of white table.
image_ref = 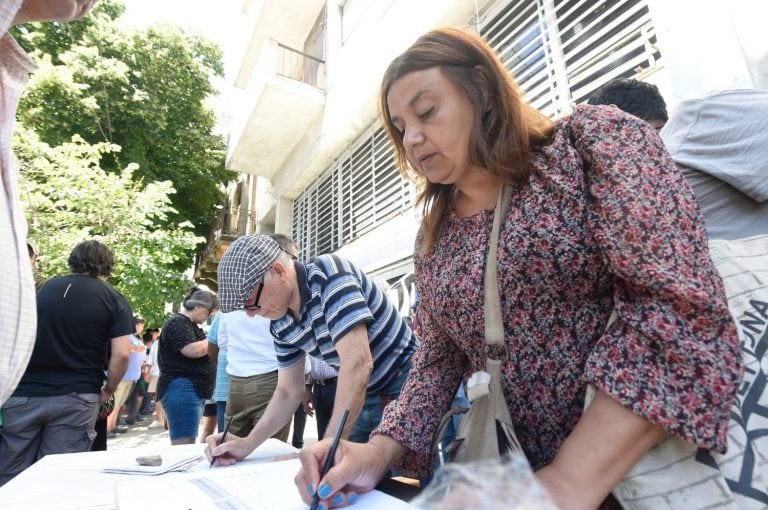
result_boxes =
[0,439,413,509]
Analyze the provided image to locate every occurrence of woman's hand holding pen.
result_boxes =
[295,435,407,508]
[204,431,255,467]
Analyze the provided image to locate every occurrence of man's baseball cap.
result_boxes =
[217,234,281,312]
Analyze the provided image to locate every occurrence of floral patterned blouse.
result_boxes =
[376,105,743,478]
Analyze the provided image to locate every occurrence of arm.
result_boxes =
[295,433,408,507]
[207,342,219,362]
[206,357,306,465]
[536,389,664,510]
[574,107,741,451]
[325,324,372,439]
[180,338,209,358]
[102,335,131,403]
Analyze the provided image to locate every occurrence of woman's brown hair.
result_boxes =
[379,27,554,252]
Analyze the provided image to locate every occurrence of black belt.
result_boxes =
[314,377,337,386]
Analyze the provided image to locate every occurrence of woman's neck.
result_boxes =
[453,175,502,217]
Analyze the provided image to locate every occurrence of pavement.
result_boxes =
[108,412,320,451]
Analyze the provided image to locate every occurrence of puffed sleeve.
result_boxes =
[373,277,468,478]
[570,105,742,453]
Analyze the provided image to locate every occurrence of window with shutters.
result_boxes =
[481,0,661,116]
[292,126,414,261]
[292,0,661,261]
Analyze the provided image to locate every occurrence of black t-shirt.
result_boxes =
[14,274,134,396]
[156,313,214,401]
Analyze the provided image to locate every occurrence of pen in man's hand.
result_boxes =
[310,408,349,510]
[209,415,234,468]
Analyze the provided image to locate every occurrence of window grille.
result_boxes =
[293,126,414,261]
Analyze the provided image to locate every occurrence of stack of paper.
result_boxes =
[103,451,203,475]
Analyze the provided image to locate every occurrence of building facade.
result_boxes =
[196,0,766,311]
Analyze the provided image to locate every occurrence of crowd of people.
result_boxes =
[1,2,766,509]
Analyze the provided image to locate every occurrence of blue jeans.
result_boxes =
[348,361,411,443]
[161,378,203,441]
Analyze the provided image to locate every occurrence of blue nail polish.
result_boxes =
[317,505,325,510]
[333,494,344,505]
[308,484,315,496]
[318,484,332,499]
[349,493,359,504]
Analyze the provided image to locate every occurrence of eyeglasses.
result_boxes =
[244,277,264,311]
[242,250,298,311]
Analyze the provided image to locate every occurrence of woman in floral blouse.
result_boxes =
[296,28,742,509]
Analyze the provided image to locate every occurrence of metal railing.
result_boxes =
[276,43,326,89]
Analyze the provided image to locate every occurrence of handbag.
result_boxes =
[607,234,768,509]
[431,185,525,465]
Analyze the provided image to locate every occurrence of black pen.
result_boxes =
[209,415,234,468]
[310,408,349,510]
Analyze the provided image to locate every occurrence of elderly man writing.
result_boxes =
[206,234,417,465]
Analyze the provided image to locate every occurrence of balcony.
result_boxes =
[194,205,257,290]
[226,40,326,179]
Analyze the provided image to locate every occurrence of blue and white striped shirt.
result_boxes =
[271,255,418,393]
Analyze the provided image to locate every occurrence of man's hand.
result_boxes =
[99,386,113,405]
[204,432,255,467]
[303,386,315,417]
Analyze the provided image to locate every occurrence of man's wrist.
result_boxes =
[102,386,116,396]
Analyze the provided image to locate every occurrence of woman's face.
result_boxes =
[190,306,211,325]
[386,67,481,187]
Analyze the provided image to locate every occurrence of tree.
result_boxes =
[12,0,230,241]
[16,128,202,326]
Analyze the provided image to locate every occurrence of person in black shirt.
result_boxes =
[0,240,133,486]
[157,287,218,445]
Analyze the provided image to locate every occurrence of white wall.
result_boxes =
[647,0,766,107]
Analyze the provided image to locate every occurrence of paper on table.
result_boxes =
[117,457,413,510]
[102,450,203,475]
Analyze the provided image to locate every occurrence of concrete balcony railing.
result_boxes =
[225,38,326,179]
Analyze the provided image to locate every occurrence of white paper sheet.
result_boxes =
[102,451,203,475]
[116,457,413,510]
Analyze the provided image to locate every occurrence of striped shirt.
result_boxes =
[271,255,418,393]
[0,0,39,407]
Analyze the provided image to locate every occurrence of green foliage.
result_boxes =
[10,1,126,62]
[16,128,202,326]
[13,0,230,239]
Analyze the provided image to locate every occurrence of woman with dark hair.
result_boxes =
[157,287,218,445]
[295,28,742,509]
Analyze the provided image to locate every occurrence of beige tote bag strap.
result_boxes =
[484,185,513,347]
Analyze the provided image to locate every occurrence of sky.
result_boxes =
[119,0,254,133]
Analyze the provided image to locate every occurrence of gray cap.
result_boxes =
[217,234,281,312]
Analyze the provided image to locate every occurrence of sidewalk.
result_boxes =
[108,413,320,451]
